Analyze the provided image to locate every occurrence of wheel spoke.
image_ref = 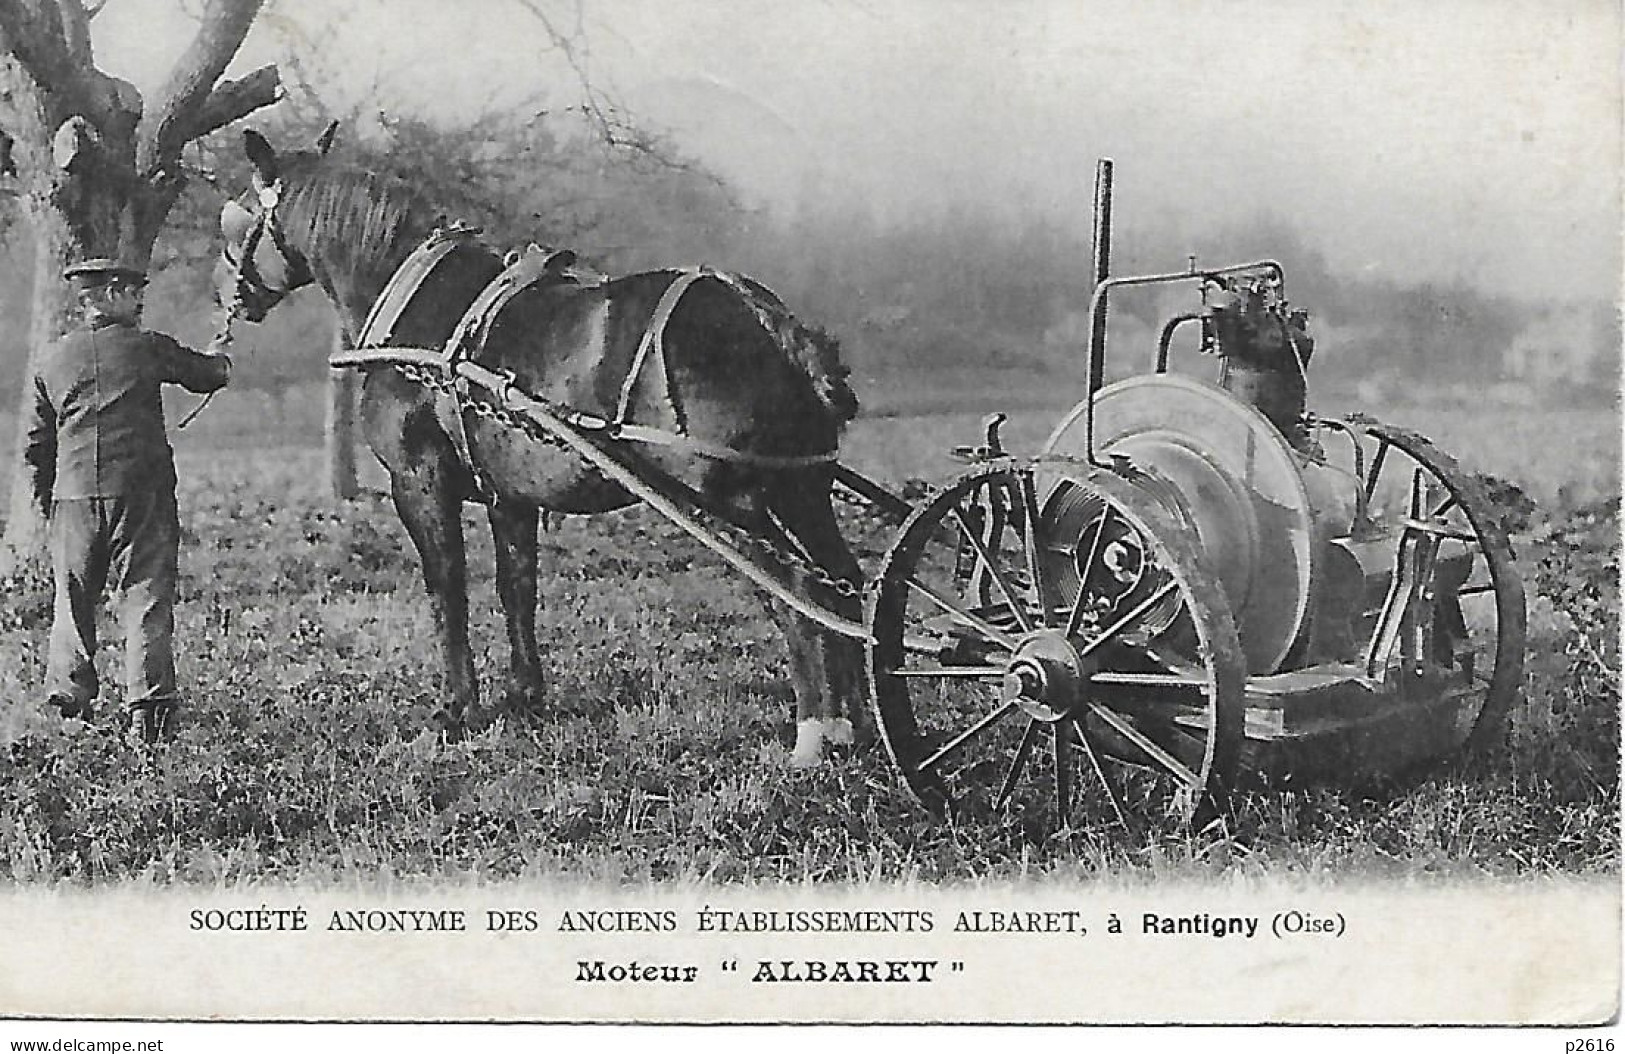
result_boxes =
[1090,671,1210,688]
[889,665,1005,679]
[915,699,1018,775]
[1053,722,1073,828]
[995,719,1042,809]
[1016,471,1056,627]
[1086,701,1201,788]
[1077,580,1179,659]
[906,579,1020,650]
[1063,506,1115,639]
[1407,523,1478,542]
[1072,717,1129,830]
[1432,493,1460,518]
[950,503,1033,634]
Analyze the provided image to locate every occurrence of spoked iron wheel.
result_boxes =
[865,461,1245,832]
[1332,417,1527,750]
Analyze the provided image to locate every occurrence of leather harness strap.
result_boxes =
[446,247,586,364]
[441,246,602,501]
[351,225,500,502]
[338,235,840,470]
[615,268,706,434]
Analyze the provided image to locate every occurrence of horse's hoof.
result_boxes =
[788,746,823,769]
[790,719,836,768]
[431,708,467,742]
[501,684,546,717]
[822,717,855,747]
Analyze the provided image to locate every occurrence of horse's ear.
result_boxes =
[243,129,278,183]
[315,120,339,156]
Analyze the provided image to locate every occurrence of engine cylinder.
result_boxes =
[1219,362,1305,443]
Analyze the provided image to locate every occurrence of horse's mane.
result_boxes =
[270,156,859,426]
[275,160,426,280]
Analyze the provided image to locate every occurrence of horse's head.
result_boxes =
[213,124,337,323]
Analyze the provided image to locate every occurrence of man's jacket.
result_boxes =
[23,319,229,504]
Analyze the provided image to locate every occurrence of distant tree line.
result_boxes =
[0,102,1613,411]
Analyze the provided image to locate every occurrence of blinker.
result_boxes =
[221,200,255,241]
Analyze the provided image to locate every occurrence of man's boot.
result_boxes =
[125,704,176,746]
[43,694,92,721]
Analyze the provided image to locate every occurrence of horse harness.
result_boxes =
[330,225,840,504]
[221,201,870,631]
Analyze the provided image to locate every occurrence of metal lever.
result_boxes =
[950,412,1010,463]
[981,413,1008,457]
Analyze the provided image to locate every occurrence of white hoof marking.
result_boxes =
[790,719,825,768]
[822,717,855,746]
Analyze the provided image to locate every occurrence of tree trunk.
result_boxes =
[0,187,169,573]
[0,0,280,572]
[0,52,141,573]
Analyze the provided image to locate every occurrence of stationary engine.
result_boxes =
[862,160,1525,829]
[1201,272,1315,451]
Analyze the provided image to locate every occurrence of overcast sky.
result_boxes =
[94,0,1620,302]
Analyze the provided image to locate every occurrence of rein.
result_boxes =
[173,307,237,429]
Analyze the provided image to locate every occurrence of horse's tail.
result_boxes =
[725,273,860,427]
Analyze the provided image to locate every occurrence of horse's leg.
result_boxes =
[764,595,826,768]
[718,485,825,769]
[487,497,544,714]
[389,464,477,731]
[765,476,867,768]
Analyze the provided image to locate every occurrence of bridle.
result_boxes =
[219,179,312,323]
[183,179,312,429]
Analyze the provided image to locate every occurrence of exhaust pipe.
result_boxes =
[1087,158,1114,396]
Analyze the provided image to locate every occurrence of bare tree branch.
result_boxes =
[508,0,700,176]
[137,0,265,174]
[0,0,104,121]
[55,0,91,66]
[510,0,620,142]
[189,62,279,143]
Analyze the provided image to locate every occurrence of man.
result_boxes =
[22,258,232,744]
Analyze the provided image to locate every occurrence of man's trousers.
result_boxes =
[45,489,180,715]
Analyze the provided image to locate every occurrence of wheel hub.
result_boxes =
[1000,630,1088,723]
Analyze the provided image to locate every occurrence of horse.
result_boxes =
[212,127,865,767]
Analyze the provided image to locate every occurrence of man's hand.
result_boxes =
[203,335,234,384]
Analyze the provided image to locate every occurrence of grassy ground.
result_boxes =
[0,395,1616,883]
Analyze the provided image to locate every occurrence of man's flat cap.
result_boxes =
[62,258,146,286]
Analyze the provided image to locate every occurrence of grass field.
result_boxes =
[0,383,1617,885]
